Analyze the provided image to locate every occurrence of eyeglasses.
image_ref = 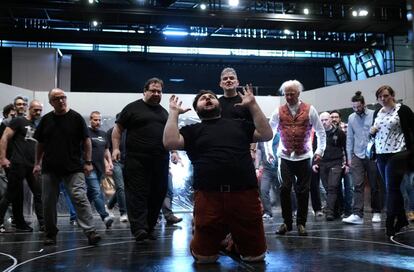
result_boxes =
[51,96,67,102]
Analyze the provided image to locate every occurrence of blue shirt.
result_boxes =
[346,108,374,160]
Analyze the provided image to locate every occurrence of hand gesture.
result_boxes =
[235,84,256,107]
[312,164,319,173]
[112,149,121,161]
[169,95,191,114]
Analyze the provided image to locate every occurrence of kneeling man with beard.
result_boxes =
[163,87,272,264]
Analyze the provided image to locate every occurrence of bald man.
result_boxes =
[33,88,100,246]
[312,112,347,221]
[0,100,44,233]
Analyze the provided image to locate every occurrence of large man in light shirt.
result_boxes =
[265,80,326,236]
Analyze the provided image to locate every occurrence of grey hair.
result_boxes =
[220,67,238,79]
[279,80,304,95]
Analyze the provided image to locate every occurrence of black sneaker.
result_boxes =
[104,216,114,229]
[15,225,33,233]
[275,223,292,235]
[135,229,148,242]
[87,231,101,246]
[326,214,335,221]
[44,235,57,245]
[147,231,157,240]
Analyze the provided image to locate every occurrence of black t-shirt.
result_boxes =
[218,95,253,121]
[106,127,126,163]
[116,99,168,158]
[321,126,346,163]
[8,117,36,166]
[34,109,89,175]
[180,118,257,190]
[89,127,108,175]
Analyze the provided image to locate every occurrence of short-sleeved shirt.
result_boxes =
[106,127,126,163]
[218,95,253,121]
[34,109,89,175]
[180,118,257,190]
[116,99,168,158]
[8,116,37,166]
[89,127,108,175]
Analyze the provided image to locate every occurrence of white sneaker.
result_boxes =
[105,205,115,218]
[372,213,381,223]
[120,214,128,222]
[342,214,364,225]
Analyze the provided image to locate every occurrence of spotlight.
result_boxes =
[228,0,239,7]
[352,10,358,17]
[359,9,368,16]
[200,3,206,10]
[283,29,292,35]
[88,0,94,3]
[92,20,98,27]
[303,8,309,15]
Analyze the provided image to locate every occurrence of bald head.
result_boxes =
[48,88,68,115]
[28,99,43,120]
[319,112,332,130]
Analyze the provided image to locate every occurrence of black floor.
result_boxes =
[1,211,414,272]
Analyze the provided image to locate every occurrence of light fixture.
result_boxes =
[352,10,358,17]
[92,20,98,27]
[163,29,189,36]
[303,8,309,15]
[200,3,207,10]
[228,0,239,7]
[358,9,368,16]
[283,29,292,35]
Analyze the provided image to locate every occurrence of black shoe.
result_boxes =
[275,223,292,235]
[15,225,33,233]
[166,215,183,225]
[395,218,409,233]
[39,225,45,232]
[326,214,335,221]
[297,224,308,236]
[87,231,101,246]
[147,231,157,240]
[135,229,148,242]
[104,216,114,229]
[386,217,396,237]
[44,235,57,245]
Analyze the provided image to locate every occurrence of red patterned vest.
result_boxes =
[278,102,312,156]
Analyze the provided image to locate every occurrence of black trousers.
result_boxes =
[280,158,312,227]
[0,163,43,226]
[123,155,169,237]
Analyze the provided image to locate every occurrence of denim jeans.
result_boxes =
[259,166,279,216]
[342,171,353,216]
[60,183,76,221]
[107,161,127,215]
[85,169,109,221]
[376,151,411,219]
[402,172,414,211]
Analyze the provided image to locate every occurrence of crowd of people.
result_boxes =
[0,67,413,264]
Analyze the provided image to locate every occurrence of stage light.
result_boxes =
[303,8,309,15]
[92,20,98,27]
[88,0,94,4]
[359,9,368,16]
[352,10,358,17]
[163,30,189,36]
[200,3,206,10]
[228,0,239,7]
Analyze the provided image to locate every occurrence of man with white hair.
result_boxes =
[265,80,326,236]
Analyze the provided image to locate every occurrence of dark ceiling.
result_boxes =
[0,0,410,53]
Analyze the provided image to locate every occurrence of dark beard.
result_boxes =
[197,106,221,120]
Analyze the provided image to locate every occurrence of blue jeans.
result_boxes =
[85,170,109,221]
[60,183,76,221]
[402,172,414,211]
[342,171,353,216]
[259,166,279,216]
[107,161,127,215]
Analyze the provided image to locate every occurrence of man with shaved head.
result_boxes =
[312,112,347,221]
[33,88,100,246]
[0,100,44,233]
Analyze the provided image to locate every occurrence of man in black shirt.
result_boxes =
[312,112,348,221]
[85,111,114,228]
[163,88,272,263]
[112,78,174,241]
[33,88,100,246]
[0,100,44,232]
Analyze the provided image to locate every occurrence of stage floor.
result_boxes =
[1,211,413,272]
